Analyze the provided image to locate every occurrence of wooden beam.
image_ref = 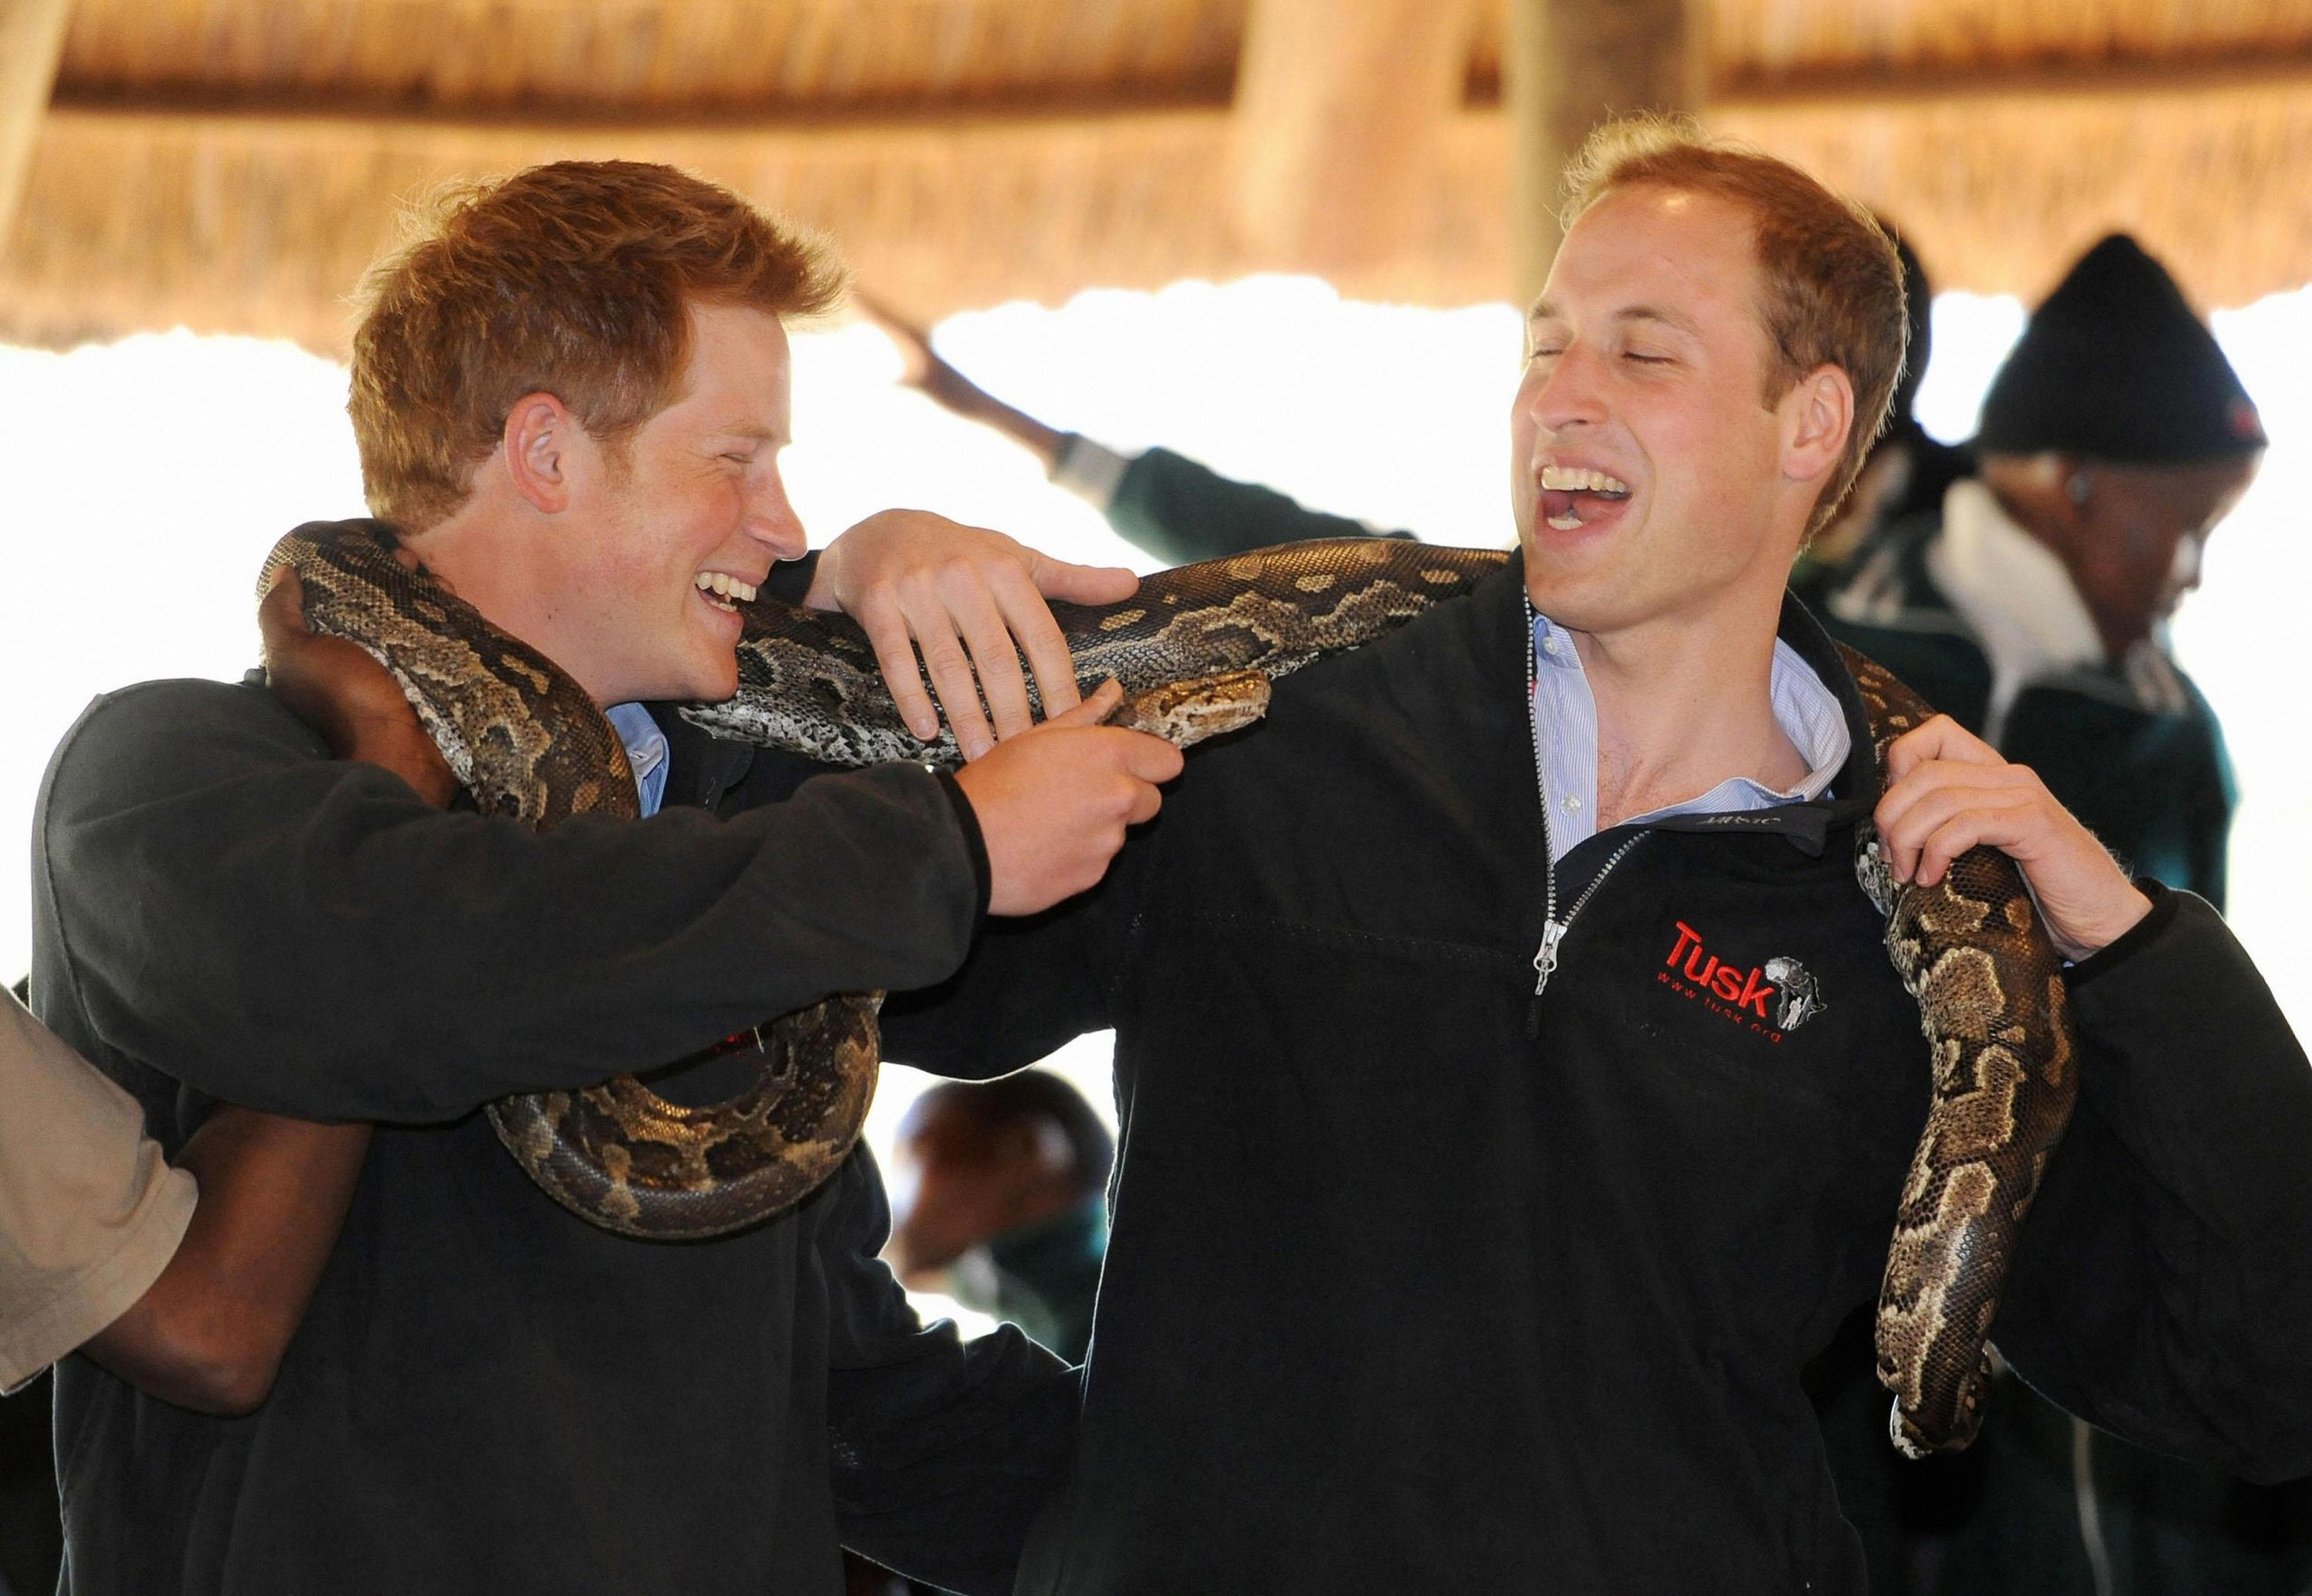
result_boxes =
[1502,0,1701,302]
[0,0,73,248]
[1228,0,1474,275]
[1714,48,2312,113]
[38,42,2312,154]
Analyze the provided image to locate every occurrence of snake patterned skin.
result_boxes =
[255,528,1480,1239]
[260,527,2075,1451]
[681,538,1507,756]
[1840,644,2081,1456]
[259,524,887,1239]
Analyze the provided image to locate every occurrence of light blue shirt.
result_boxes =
[603,702,670,818]
[1531,611,1850,863]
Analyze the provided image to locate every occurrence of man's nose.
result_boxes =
[1526,346,1608,433]
[750,474,809,561]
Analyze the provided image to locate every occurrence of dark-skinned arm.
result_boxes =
[80,1109,369,1414]
[70,575,458,1413]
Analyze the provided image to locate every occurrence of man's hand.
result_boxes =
[952,680,1184,915]
[806,509,1139,759]
[259,570,460,807]
[1875,714,2153,961]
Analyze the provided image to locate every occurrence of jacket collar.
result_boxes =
[648,701,756,813]
[1470,550,1878,858]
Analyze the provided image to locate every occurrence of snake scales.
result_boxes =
[262,526,2072,1455]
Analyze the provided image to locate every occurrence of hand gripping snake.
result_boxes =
[260,526,2072,1455]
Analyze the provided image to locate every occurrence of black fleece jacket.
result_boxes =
[29,542,1065,1596]
[876,554,2312,1595]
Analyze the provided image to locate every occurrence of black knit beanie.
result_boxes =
[1976,234,2265,462]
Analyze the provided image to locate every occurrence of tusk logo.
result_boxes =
[1660,921,1827,1041]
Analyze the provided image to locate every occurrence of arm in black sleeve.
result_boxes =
[34,677,981,1123]
[820,1147,1077,1596]
[1990,885,2312,1480]
[877,814,1156,1082]
[1104,446,1414,565]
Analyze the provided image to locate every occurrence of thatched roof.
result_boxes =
[5,0,2308,354]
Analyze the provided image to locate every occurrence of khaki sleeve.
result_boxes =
[0,993,195,1394]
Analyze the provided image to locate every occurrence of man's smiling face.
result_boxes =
[545,300,807,705]
[1510,184,1818,645]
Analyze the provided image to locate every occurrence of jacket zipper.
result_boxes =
[1524,602,1648,1039]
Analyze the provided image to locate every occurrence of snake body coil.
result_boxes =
[260,527,2074,1452]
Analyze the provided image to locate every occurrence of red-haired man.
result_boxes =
[31,161,1178,1594]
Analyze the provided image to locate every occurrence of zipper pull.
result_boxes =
[1525,919,1569,1039]
[1533,918,1569,995]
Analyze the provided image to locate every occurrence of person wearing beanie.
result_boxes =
[1823,231,2261,905]
[1817,234,2298,1596]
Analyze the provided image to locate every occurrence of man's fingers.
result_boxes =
[1909,811,2027,888]
[1123,777,1164,827]
[1879,784,2040,884]
[987,563,1083,716]
[1112,726,1186,783]
[854,593,941,742]
[918,628,996,760]
[1041,678,1124,729]
[1029,554,1140,606]
[934,571,1036,742]
[1875,757,2032,838]
[1885,714,2000,780]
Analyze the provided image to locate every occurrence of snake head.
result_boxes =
[1107,670,1273,750]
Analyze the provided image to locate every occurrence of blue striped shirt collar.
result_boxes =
[1530,610,1849,863]
[602,702,670,818]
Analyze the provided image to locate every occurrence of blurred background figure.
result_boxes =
[886,1071,1114,1366]
[1823,232,2262,908]
[1787,222,1969,608]
[1813,231,2302,1596]
[863,294,1423,565]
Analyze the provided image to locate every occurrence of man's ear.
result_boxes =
[502,392,574,514]
[1779,364,1855,490]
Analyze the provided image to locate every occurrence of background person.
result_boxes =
[1815,230,2298,1596]
[1821,232,2261,908]
[888,1071,1114,1365]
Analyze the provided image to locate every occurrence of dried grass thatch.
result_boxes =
[4,0,2308,354]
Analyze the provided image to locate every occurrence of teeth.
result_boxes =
[695,572,760,602]
[1547,511,1586,531]
[1539,465,1630,496]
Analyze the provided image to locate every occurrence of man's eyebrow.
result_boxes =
[1522,300,1701,339]
[712,424,787,443]
[1615,304,1701,338]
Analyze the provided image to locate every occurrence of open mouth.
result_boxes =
[1538,464,1631,531]
[694,571,760,614]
